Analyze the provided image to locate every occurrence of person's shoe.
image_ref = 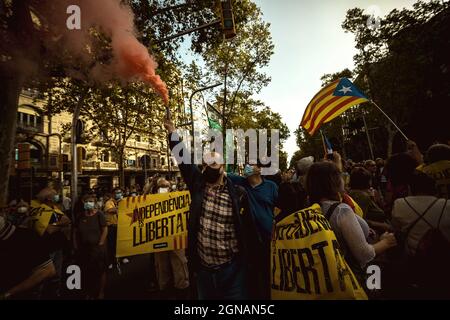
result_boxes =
[108,264,113,270]
[122,258,130,264]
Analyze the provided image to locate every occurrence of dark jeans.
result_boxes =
[107,225,117,265]
[196,257,248,300]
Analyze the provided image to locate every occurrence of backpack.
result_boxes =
[271,203,367,300]
[402,198,450,297]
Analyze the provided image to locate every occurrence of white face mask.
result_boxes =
[158,187,169,194]
[17,207,28,214]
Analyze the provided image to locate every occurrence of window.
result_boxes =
[101,150,109,162]
[135,135,141,142]
[161,157,165,166]
[152,159,157,168]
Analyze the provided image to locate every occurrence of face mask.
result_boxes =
[203,166,222,184]
[115,193,123,200]
[53,195,60,203]
[158,187,169,194]
[96,201,103,208]
[84,201,95,210]
[17,207,28,214]
[243,164,255,177]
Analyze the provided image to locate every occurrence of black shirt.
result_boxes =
[76,211,107,247]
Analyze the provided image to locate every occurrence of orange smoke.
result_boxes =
[113,35,169,105]
[42,0,170,104]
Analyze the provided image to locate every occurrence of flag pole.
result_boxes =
[361,109,375,160]
[370,100,409,141]
[320,130,327,157]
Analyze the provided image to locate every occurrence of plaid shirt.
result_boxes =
[197,182,239,267]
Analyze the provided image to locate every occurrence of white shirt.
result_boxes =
[321,201,376,268]
[392,196,450,256]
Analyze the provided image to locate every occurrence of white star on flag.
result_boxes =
[339,86,352,94]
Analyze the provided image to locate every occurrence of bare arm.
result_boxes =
[4,262,56,298]
[99,226,108,246]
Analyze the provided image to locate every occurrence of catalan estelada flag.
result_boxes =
[301,78,369,136]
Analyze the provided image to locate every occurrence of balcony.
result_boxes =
[99,162,118,170]
[82,160,97,170]
[17,122,44,134]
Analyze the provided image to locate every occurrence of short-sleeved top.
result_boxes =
[0,228,53,293]
[104,199,118,225]
[391,196,450,256]
[76,211,107,247]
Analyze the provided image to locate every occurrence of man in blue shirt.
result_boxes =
[227,163,278,298]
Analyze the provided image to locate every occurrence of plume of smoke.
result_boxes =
[39,0,169,104]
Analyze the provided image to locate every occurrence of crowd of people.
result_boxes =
[1,117,449,300]
[0,176,189,300]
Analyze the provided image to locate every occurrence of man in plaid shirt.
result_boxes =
[165,117,263,300]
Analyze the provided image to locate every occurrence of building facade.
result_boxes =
[9,89,181,202]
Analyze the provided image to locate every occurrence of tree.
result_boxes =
[200,0,274,131]
[342,1,450,156]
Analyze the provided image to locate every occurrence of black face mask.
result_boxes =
[203,166,222,183]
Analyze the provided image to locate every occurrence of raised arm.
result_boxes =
[164,116,201,189]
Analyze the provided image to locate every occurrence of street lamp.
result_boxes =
[183,83,223,137]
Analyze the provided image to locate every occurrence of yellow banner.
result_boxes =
[29,200,64,236]
[271,204,367,300]
[116,191,191,258]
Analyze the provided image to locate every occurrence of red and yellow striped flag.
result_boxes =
[301,78,369,135]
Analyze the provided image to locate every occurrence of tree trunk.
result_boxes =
[0,68,24,206]
[118,150,125,188]
[386,124,396,159]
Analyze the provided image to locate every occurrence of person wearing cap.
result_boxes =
[153,178,190,299]
[164,117,262,300]
[0,215,56,300]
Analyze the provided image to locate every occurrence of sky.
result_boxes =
[253,0,420,161]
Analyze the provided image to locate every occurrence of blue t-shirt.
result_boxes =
[228,174,278,240]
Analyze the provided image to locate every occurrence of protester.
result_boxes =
[306,162,397,283]
[62,192,71,213]
[364,160,378,189]
[104,188,129,268]
[375,158,388,195]
[35,187,71,299]
[227,162,278,299]
[324,152,366,218]
[291,156,314,185]
[392,171,450,254]
[74,194,108,299]
[275,158,312,223]
[420,144,450,198]
[390,170,450,298]
[6,199,30,228]
[0,215,56,300]
[349,167,391,233]
[165,116,263,300]
[384,152,418,215]
[153,178,190,299]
